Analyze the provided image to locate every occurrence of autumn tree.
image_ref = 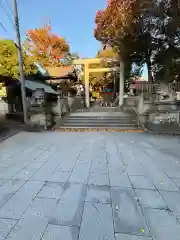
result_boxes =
[130,0,180,83]
[0,39,36,79]
[95,0,155,84]
[94,0,180,84]
[97,46,118,59]
[24,25,69,67]
[151,0,180,82]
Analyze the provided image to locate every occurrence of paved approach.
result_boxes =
[0,132,180,240]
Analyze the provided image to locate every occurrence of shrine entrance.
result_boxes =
[90,81,114,107]
[73,58,124,108]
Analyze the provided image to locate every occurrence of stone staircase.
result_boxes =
[54,107,142,131]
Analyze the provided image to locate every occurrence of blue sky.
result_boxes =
[0,0,106,58]
[0,0,148,79]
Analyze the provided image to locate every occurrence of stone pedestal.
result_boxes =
[122,97,138,111]
[51,97,62,122]
[68,97,75,111]
[137,95,152,115]
[30,113,46,126]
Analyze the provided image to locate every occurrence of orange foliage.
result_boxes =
[97,46,118,59]
[94,0,153,44]
[95,0,135,43]
[25,25,69,66]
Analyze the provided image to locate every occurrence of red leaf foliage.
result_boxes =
[94,0,152,44]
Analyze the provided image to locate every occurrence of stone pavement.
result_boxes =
[0,132,180,239]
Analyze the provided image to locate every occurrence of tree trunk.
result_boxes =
[147,59,153,94]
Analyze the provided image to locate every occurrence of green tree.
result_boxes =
[0,39,37,79]
[151,0,180,82]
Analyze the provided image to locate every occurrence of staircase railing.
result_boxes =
[132,107,147,131]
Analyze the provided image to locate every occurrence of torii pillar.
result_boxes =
[84,63,90,108]
[119,60,124,107]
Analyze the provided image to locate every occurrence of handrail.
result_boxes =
[132,107,140,129]
[132,107,148,131]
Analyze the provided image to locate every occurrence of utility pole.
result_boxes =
[12,0,28,124]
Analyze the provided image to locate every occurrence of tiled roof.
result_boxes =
[46,66,74,78]
[25,80,57,94]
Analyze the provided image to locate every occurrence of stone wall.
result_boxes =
[135,96,180,130]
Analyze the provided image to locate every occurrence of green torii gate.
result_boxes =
[73,58,124,108]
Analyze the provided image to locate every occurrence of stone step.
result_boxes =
[55,108,140,130]
[57,126,139,129]
[65,115,136,119]
[61,123,138,127]
[60,115,138,128]
[54,127,144,132]
[63,118,137,123]
[62,122,137,126]
[80,109,124,113]
[65,116,136,118]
